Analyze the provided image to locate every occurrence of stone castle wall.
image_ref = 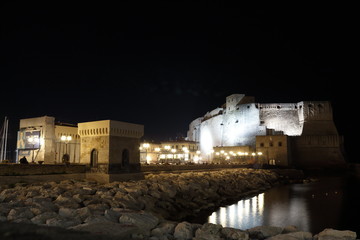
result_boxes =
[187,94,345,168]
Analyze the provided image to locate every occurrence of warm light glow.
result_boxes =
[143,143,150,148]
[146,156,151,161]
[216,152,220,155]
[171,149,176,153]
[60,135,67,141]
[66,136,72,141]
[196,150,201,154]
[220,150,224,154]
[257,152,263,155]
[164,145,171,150]
[155,147,161,152]
[252,152,256,156]
[200,126,213,157]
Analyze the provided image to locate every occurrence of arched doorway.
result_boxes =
[122,149,129,170]
[90,149,98,168]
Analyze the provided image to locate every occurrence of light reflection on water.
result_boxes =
[209,193,267,230]
[207,177,357,234]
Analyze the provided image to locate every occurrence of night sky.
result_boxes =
[0,3,355,161]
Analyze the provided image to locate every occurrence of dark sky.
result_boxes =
[0,3,356,160]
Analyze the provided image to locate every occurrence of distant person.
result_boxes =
[62,154,70,165]
[19,156,28,164]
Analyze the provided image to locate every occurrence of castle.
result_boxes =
[186,94,346,168]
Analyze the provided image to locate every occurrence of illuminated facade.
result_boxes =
[187,94,345,168]
[16,116,144,173]
[17,116,80,164]
[139,140,200,164]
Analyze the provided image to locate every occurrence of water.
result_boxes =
[206,176,360,235]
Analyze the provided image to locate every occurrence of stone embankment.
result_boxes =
[0,168,357,239]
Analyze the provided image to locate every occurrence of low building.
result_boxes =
[16,116,144,175]
[140,140,200,164]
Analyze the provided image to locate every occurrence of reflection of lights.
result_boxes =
[220,207,227,227]
[229,204,236,227]
[258,193,264,213]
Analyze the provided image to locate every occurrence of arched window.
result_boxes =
[90,149,98,168]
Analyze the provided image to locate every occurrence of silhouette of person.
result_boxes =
[19,156,28,164]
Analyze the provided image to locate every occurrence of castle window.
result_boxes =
[260,143,264,147]
[260,120,265,124]
[308,104,313,108]
[269,142,273,147]
[235,120,238,123]
[278,142,282,147]
[247,105,250,109]
[277,105,281,109]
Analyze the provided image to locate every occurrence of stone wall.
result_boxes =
[0,164,86,176]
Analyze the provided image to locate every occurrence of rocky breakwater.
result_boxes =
[0,168,357,239]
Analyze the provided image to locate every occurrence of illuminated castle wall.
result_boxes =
[187,94,345,168]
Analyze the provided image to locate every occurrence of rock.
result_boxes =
[221,227,249,240]
[7,207,34,221]
[104,209,122,223]
[58,208,77,219]
[282,225,299,234]
[267,231,312,240]
[151,221,177,237]
[316,228,357,240]
[195,223,223,240]
[53,195,80,209]
[174,221,194,240]
[31,211,59,224]
[119,211,159,233]
[247,226,283,239]
[75,207,92,222]
[45,217,82,228]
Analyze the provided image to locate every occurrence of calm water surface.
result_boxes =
[206,176,360,235]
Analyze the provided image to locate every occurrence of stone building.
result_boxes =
[17,116,80,164]
[78,120,143,173]
[16,117,144,175]
[186,94,345,168]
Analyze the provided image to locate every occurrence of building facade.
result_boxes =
[139,140,200,164]
[186,94,345,168]
[16,116,143,172]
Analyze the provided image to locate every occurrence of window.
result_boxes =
[269,142,273,147]
[260,143,264,147]
[278,142,282,147]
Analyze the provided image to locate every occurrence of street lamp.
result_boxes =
[61,135,72,163]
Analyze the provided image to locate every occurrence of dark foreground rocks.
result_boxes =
[0,169,357,239]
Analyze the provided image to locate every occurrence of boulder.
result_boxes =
[316,228,357,240]
[31,211,59,224]
[195,223,223,240]
[119,211,159,232]
[247,226,283,239]
[221,227,249,240]
[267,231,312,240]
[174,221,194,240]
[7,207,34,221]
